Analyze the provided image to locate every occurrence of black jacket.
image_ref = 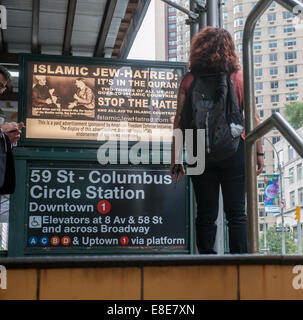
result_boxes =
[0,133,15,194]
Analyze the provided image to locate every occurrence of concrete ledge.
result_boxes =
[1,255,303,299]
[1,254,303,269]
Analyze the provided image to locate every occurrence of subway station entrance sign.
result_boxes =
[7,55,190,256]
[26,165,188,252]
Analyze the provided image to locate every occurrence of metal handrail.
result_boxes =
[243,0,303,253]
[246,113,303,158]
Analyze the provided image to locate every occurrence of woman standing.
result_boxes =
[171,27,264,254]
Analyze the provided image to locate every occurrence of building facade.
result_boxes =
[156,0,303,233]
[274,127,303,229]
[224,0,303,231]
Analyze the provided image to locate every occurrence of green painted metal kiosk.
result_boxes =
[7,54,193,256]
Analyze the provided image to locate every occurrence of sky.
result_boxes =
[127,0,156,60]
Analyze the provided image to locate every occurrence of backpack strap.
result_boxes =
[227,73,244,115]
[178,71,197,130]
[186,71,197,108]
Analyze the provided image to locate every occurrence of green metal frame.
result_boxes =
[5,54,193,257]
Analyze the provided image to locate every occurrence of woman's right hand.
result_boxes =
[170,163,185,181]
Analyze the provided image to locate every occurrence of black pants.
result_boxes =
[190,139,247,254]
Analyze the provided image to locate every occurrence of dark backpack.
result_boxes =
[179,71,243,163]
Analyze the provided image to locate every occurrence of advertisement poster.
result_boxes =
[26,166,188,252]
[264,174,280,214]
[24,60,183,143]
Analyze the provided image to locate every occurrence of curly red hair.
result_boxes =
[189,27,240,73]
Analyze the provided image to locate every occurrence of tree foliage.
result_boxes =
[259,226,298,254]
[285,101,303,129]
